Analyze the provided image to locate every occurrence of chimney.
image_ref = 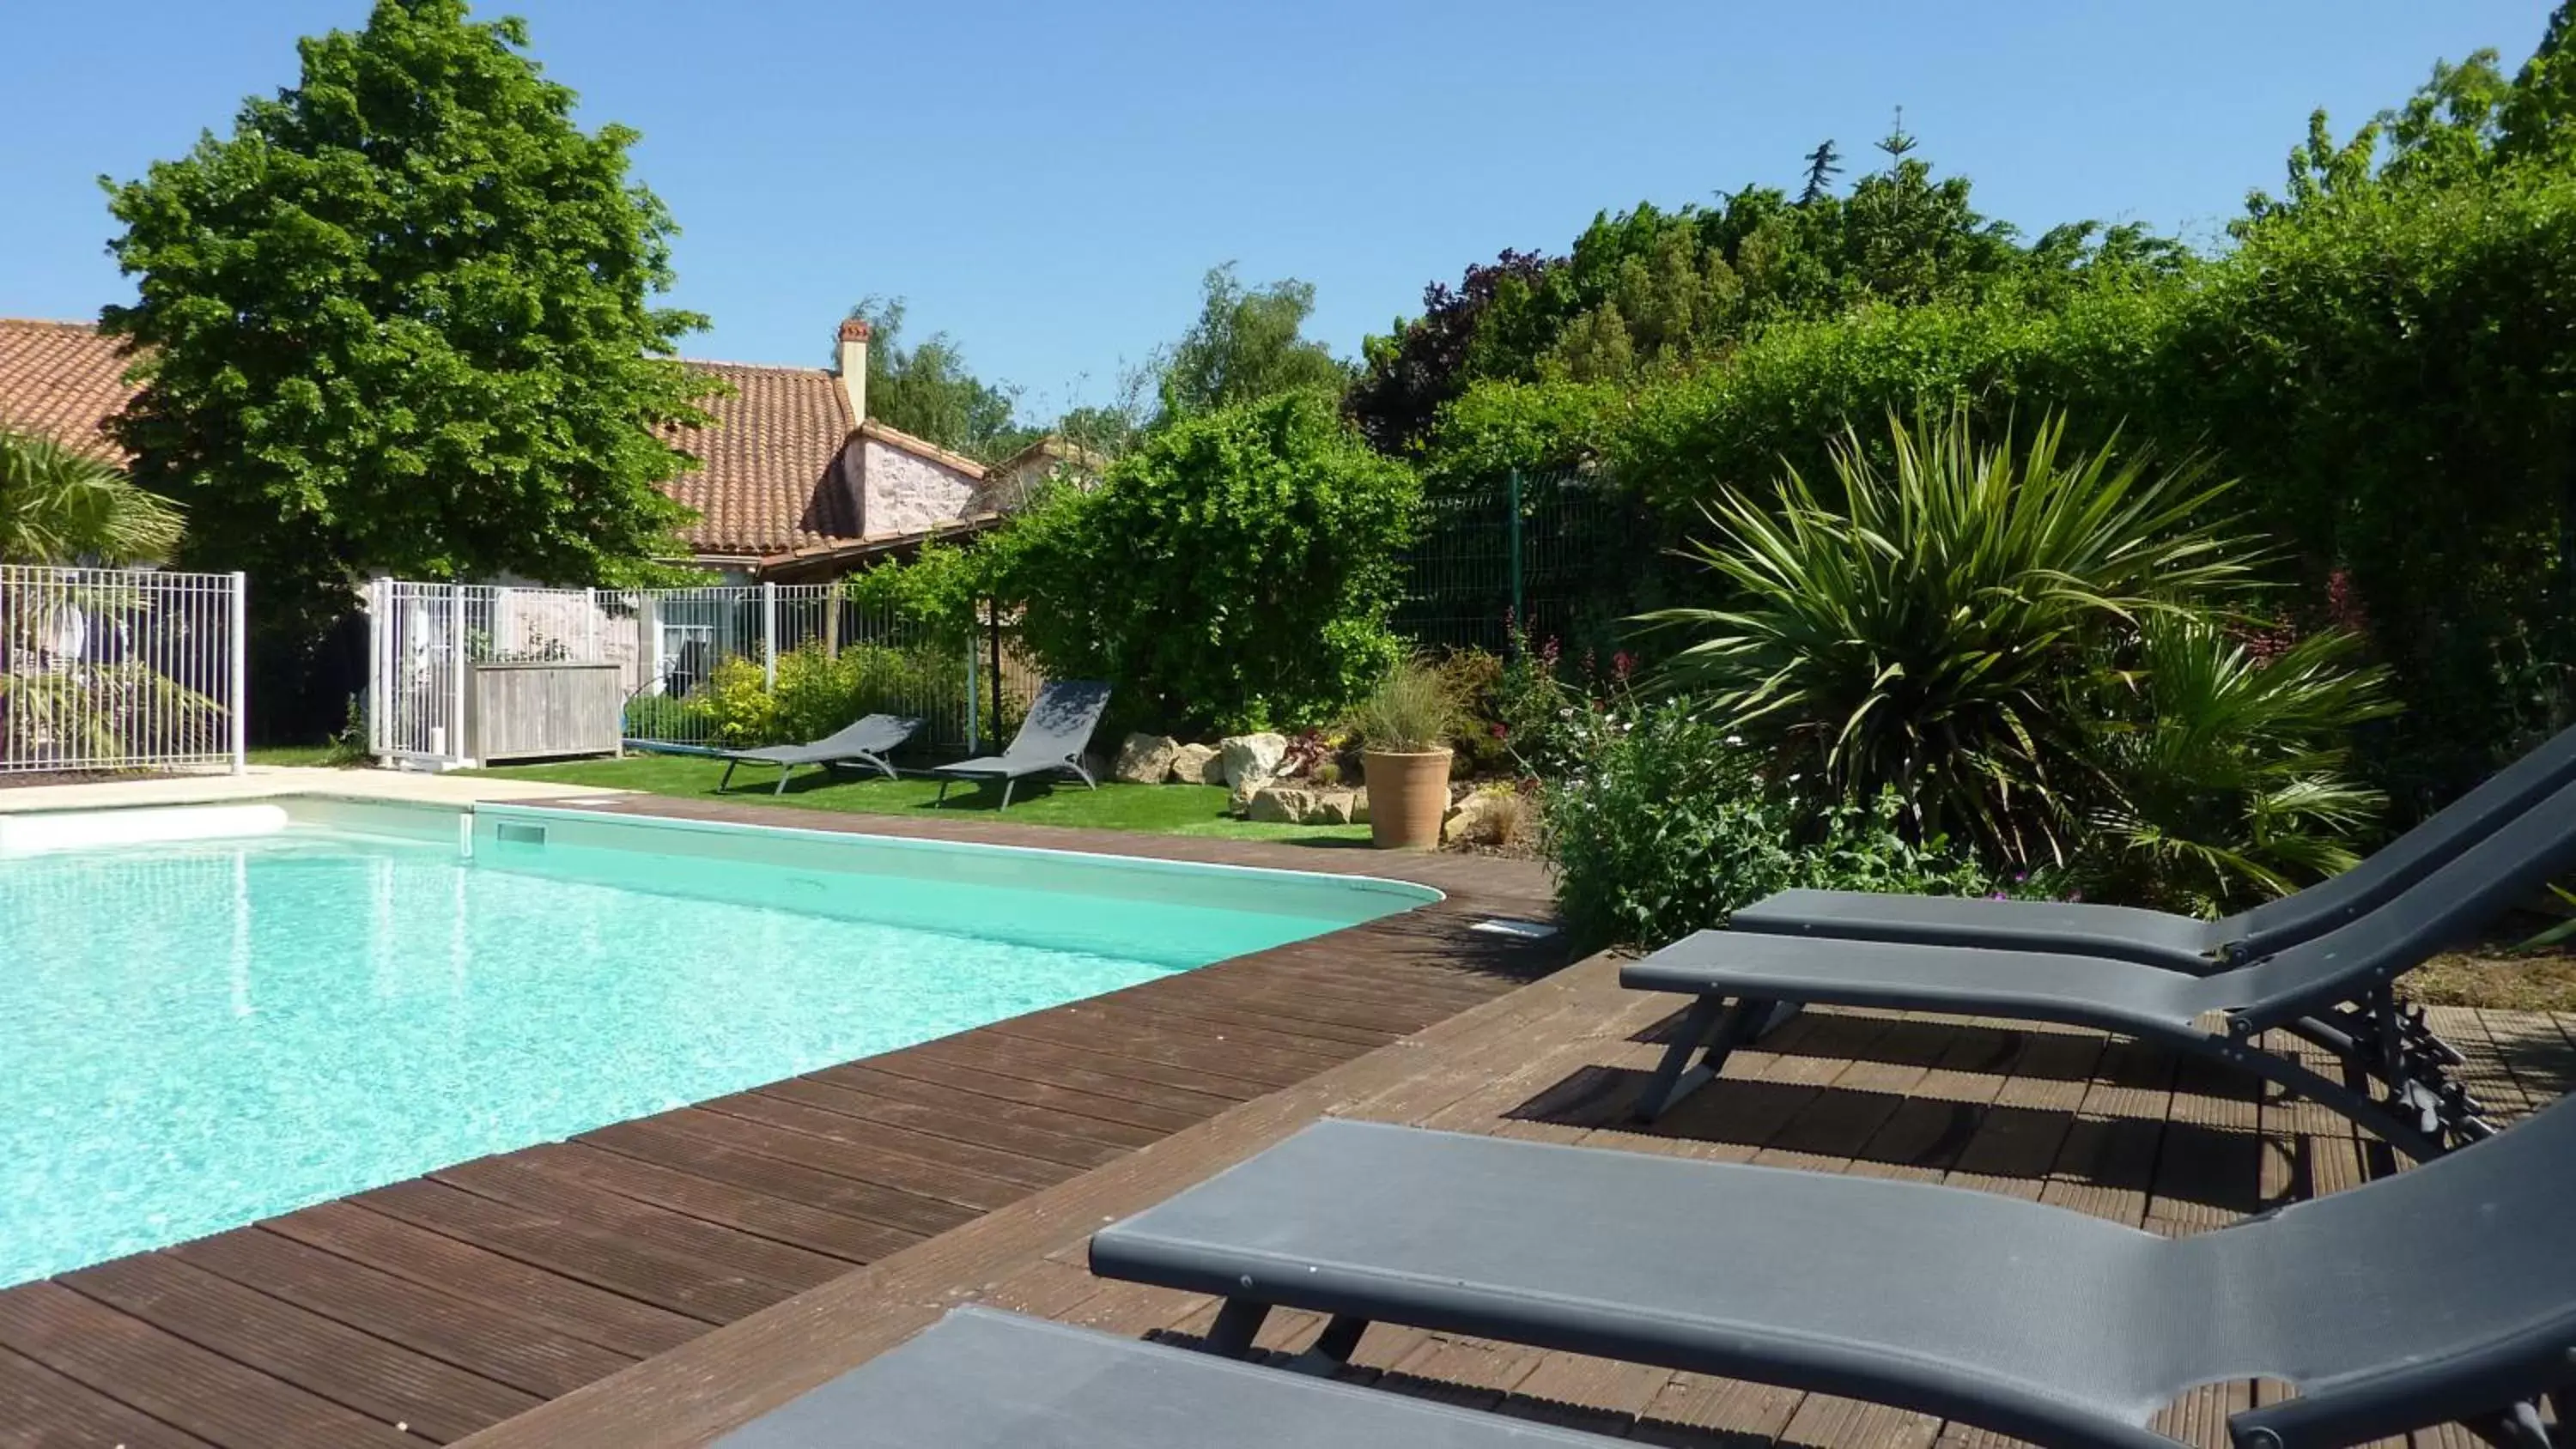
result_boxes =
[834,318,871,427]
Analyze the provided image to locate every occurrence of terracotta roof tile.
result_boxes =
[0,318,140,464]
[662,361,857,556]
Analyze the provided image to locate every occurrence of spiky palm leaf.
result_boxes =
[0,427,183,565]
[2081,619,2397,914]
[1643,407,2260,863]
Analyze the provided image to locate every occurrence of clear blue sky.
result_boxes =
[2,1,2556,422]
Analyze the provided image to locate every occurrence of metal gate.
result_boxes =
[1,564,246,774]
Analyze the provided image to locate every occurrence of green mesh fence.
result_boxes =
[1394,470,1662,660]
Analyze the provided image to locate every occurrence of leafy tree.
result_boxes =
[1154,264,1352,421]
[1349,136,2078,453]
[0,427,183,565]
[1797,139,1844,206]
[1346,249,1556,452]
[840,296,1042,462]
[999,391,1419,734]
[99,0,713,650]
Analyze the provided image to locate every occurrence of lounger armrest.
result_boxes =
[1729,889,2229,973]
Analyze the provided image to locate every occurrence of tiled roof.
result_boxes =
[0,322,983,561]
[662,365,992,558]
[0,318,139,464]
[663,361,858,555]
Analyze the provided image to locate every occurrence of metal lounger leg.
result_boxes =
[1204,1298,1271,1359]
[1633,995,1767,1123]
[719,760,738,791]
[774,763,794,795]
[1067,755,1097,790]
[1000,777,1017,809]
[2208,1025,2450,1163]
[1287,1314,1370,1375]
[935,778,952,806]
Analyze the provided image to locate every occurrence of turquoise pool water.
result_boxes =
[0,812,1425,1287]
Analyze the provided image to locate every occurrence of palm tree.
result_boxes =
[0,426,184,565]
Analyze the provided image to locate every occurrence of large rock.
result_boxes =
[1167,742,1223,785]
[1310,790,1361,825]
[1443,788,1528,846]
[1218,732,1290,791]
[1110,733,1181,785]
[1246,785,1316,824]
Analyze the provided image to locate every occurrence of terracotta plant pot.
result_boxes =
[1362,748,1453,850]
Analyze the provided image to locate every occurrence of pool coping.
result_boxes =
[0,791,1564,1446]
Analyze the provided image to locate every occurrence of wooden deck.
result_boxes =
[0,803,1564,1448]
[447,952,2576,1449]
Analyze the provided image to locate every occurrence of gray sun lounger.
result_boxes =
[713,1305,1620,1448]
[1621,773,2576,1157]
[717,713,923,795]
[932,679,1111,809]
[1729,719,2576,972]
[1091,1113,2576,1449]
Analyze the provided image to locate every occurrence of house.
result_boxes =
[0,316,1063,582]
[668,319,1012,582]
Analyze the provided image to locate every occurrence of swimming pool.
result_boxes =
[0,799,1436,1287]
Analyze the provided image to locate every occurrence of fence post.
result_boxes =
[761,580,779,690]
[448,581,469,768]
[228,572,249,775]
[365,579,382,760]
[964,605,981,754]
[584,586,599,659]
[1506,468,1525,655]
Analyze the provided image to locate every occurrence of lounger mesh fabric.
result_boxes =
[933,680,1111,809]
[719,714,920,793]
[712,1306,1619,1448]
[1090,1111,2576,1449]
[1728,718,2576,970]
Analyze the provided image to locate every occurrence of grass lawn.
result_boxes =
[246,744,355,767]
[467,753,1376,845]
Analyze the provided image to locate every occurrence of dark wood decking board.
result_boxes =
[0,803,1558,1447]
[444,955,2575,1449]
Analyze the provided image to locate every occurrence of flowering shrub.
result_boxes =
[1542,694,1990,950]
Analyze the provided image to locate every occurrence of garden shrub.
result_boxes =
[700,640,969,750]
[1000,391,1422,736]
[1543,695,1991,950]
[1649,407,2260,866]
[621,689,709,743]
[2075,619,2397,915]
[702,657,778,747]
[1433,647,1509,773]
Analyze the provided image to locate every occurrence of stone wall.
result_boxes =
[860,436,980,537]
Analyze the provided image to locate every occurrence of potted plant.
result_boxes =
[1347,658,1460,849]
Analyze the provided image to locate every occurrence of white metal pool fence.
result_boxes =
[367,579,982,769]
[0,564,247,775]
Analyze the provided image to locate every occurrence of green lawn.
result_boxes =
[467,753,1376,844]
[246,744,355,767]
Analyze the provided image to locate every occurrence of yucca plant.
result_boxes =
[0,427,183,565]
[2080,618,2397,915]
[1645,407,2259,864]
